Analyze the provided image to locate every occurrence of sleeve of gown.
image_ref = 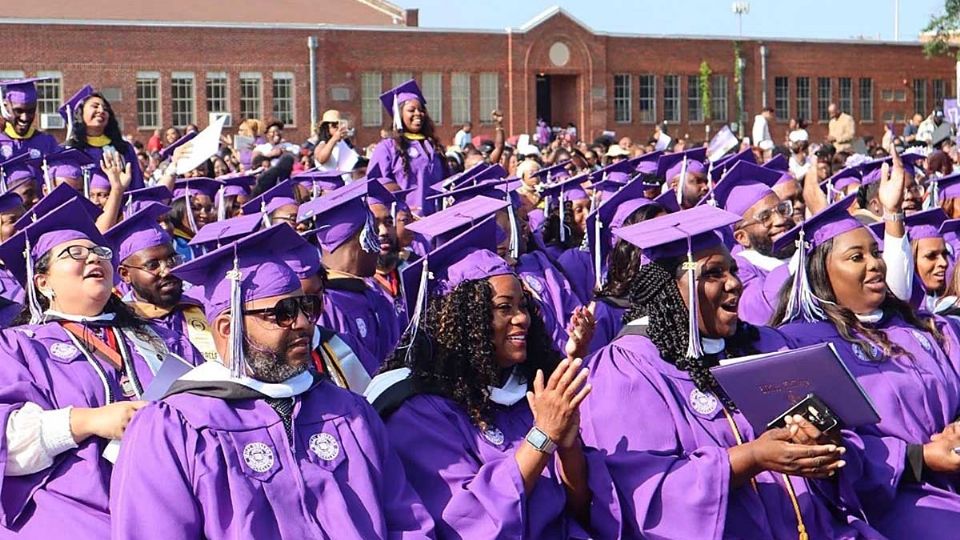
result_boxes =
[385,400,529,539]
[738,263,790,326]
[883,232,913,302]
[109,403,202,539]
[357,399,436,539]
[579,343,731,539]
[4,403,77,476]
[123,144,145,190]
[836,428,907,516]
[369,140,397,184]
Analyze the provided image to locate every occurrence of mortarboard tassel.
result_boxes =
[676,157,687,208]
[259,200,270,229]
[783,228,826,322]
[184,185,199,234]
[683,235,704,360]
[312,180,320,200]
[82,168,90,200]
[23,236,45,325]
[392,94,403,132]
[216,187,227,222]
[359,206,382,254]
[402,260,430,365]
[706,160,718,207]
[593,215,603,289]
[559,187,568,244]
[390,200,398,224]
[227,247,245,378]
[41,158,53,194]
[930,177,941,209]
[506,203,520,260]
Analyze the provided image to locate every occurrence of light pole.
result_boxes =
[732,1,750,38]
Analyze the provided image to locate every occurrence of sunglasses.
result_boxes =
[244,295,322,328]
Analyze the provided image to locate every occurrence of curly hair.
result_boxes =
[620,257,756,409]
[391,108,447,181]
[596,203,664,299]
[771,237,946,361]
[541,201,583,250]
[63,92,130,155]
[385,277,559,429]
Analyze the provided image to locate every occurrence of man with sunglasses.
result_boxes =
[110,224,435,538]
[105,202,217,361]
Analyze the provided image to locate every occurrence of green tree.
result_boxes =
[699,60,713,122]
[923,0,960,58]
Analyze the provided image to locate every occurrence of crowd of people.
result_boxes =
[2,73,960,539]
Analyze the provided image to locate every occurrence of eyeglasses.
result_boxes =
[122,254,184,275]
[740,200,793,228]
[57,245,113,261]
[244,295,322,328]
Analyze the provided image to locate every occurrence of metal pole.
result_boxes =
[308,36,318,132]
[760,44,768,108]
[894,0,900,42]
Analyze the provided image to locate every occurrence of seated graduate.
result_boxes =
[110,224,435,539]
[213,173,256,220]
[654,147,711,210]
[540,173,595,303]
[579,205,878,539]
[366,217,620,539]
[168,178,220,260]
[0,192,25,328]
[772,158,960,538]
[0,198,201,538]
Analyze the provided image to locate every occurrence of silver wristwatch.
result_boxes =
[525,426,557,454]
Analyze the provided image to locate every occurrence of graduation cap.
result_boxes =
[652,189,682,214]
[123,185,173,218]
[762,154,789,173]
[705,161,783,216]
[709,148,756,181]
[614,205,741,359]
[773,194,862,322]
[380,79,427,131]
[58,85,94,138]
[215,174,257,220]
[0,197,106,323]
[296,178,393,253]
[530,160,574,184]
[0,153,39,195]
[821,166,862,202]
[171,224,305,377]
[859,153,926,186]
[173,178,221,234]
[159,131,198,162]
[0,77,50,106]
[427,177,517,210]
[406,195,509,249]
[282,234,323,281]
[596,159,636,184]
[937,172,960,201]
[632,151,663,175]
[939,218,960,250]
[187,213,263,255]
[905,207,948,241]
[103,202,172,264]
[656,147,707,182]
[27,148,94,193]
[241,178,298,220]
[291,169,344,199]
[0,191,23,215]
[15,182,102,230]
[539,172,592,244]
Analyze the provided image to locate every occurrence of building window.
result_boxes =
[421,72,442,124]
[272,72,295,125]
[171,72,195,128]
[638,74,657,123]
[613,74,632,123]
[859,78,874,122]
[136,72,161,130]
[392,72,413,89]
[711,75,728,122]
[913,79,927,116]
[34,71,61,117]
[451,72,471,125]
[687,75,703,123]
[817,77,831,122]
[663,75,680,123]
[774,76,789,121]
[205,72,228,116]
[479,73,499,124]
[894,89,907,102]
[933,79,948,109]
[0,70,25,80]
[838,77,853,116]
[360,72,382,127]
[796,77,811,123]
[239,73,262,121]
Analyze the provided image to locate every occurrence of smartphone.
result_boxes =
[767,393,839,433]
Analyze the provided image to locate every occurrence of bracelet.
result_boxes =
[882,211,905,223]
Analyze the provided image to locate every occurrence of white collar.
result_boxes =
[935,296,958,314]
[626,316,650,326]
[178,361,314,399]
[855,309,884,324]
[45,309,115,323]
[737,249,786,272]
[702,337,726,354]
[487,367,527,406]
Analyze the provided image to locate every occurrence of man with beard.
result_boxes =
[105,202,217,361]
[110,224,435,539]
[297,179,401,365]
[0,78,60,162]
[656,147,710,210]
[366,187,407,324]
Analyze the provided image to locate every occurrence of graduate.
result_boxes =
[291,168,345,202]
[60,86,144,190]
[213,173,256,220]
[169,177,220,260]
[0,152,41,209]
[368,80,447,214]
[0,191,25,328]
[903,208,951,312]
[298,179,401,365]
[0,198,201,538]
[579,205,878,539]
[655,147,710,210]
[366,217,619,539]
[241,178,302,231]
[28,147,95,196]
[771,166,960,537]
[540,173,595,302]
[0,78,60,161]
[110,224,435,539]
[122,184,173,220]
[105,202,217,362]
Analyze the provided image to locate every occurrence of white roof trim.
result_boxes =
[516,5,593,33]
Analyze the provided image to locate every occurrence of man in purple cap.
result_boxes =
[855,153,925,222]
[0,152,41,209]
[656,147,710,209]
[0,78,60,162]
[110,224,435,539]
[0,191,25,327]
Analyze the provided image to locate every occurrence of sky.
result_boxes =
[391,0,946,42]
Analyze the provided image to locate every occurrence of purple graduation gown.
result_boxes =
[780,314,960,538]
[129,297,211,361]
[110,375,435,539]
[580,328,879,539]
[556,247,595,305]
[0,131,59,162]
[517,251,584,351]
[0,269,24,329]
[321,275,400,365]
[0,320,203,538]
[73,143,145,190]
[368,138,444,212]
[732,251,791,326]
[384,393,621,539]
[587,296,627,354]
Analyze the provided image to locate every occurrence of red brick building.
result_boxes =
[1,4,956,147]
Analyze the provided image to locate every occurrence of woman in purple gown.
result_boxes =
[580,205,879,539]
[0,197,201,538]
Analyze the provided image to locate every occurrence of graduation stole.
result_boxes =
[129,301,218,362]
[3,123,35,140]
[86,134,112,147]
[172,227,194,241]
[402,132,426,141]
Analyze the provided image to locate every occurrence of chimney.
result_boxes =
[404,8,419,27]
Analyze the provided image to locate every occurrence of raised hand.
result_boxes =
[878,145,906,215]
[100,153,132,192]
[527,358,591,450]
[564,304,596,361]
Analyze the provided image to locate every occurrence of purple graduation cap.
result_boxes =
[773,194,862,322]
[656,147,708,184]
[103,202,172,264]
[123,185,173,218]
[631,151,664,174]
[614,205,741,359]
[406,195,509,249]
[282,234,322,280]
[427,177,516,209]
[905,208,948,241]
[296,178,393,253]
[939,218,960,253]
[291,169,345,199]
[0,77,50,106]
[709,148,756,181]
[0,197,106,323]
[380,79,427,131]
[652,189,682,214]
[58,84,94,139]
[0,152,36,195]
[215,173,257,220]
[442,162,492,190]
[0,192,23,215]
[15,182,102,229]
[762,154,789,173]
[88,170,111,192]
[859,153,926,186]
[174,178,221,233]
[188,213,263,255]
[170,224,304,377]
[159,131,198,162]
[704,160,782,216]
[27,148,94,193]
[821,166,862,202]
[538,172,592,244]
[598,159,636,184]
[531,160,573,184]
[240,179,298,223]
